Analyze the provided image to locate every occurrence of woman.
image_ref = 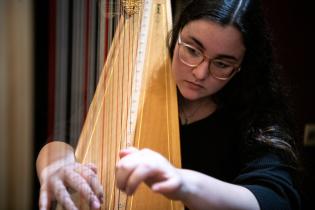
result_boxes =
[37,0,301,209]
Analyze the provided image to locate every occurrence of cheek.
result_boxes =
[204,78,230,94]
[171,48,184,81]
[171,58,181,81]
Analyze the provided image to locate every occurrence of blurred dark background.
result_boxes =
[262,1,315,209]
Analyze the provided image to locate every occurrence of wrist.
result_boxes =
[36,141,75,184]
[175,169,197,202]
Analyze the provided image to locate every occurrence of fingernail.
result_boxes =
[89,196,100,209]
[93,200,100,209]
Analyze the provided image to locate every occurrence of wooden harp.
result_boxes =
[57,0,183,209]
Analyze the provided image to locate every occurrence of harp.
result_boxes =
[57,0,183,209]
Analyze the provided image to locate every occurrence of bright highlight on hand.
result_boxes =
[116,147,184,200]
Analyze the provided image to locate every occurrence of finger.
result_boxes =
[84,163,98,174]
[151,177,181,193]
[51,178,78,210]
[116,150,142,190]
[125,164,157,195]
[39,186,52,210]
[119,147,139,158]
[75,165,104,203]
[63,168,101,209]
[116,162,134,191]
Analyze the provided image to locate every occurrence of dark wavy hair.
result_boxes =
[169,0,298,165]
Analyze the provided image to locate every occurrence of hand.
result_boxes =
[39,162,104,210]
[116,147,184,200]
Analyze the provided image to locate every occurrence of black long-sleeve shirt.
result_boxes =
[180,108,301,210]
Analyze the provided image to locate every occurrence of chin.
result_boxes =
[179,87,203,101]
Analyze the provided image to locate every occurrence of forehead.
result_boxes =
[181,19,246,57]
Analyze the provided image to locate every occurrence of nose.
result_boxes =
[191,61,209,80]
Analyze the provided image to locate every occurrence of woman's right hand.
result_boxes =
[39,161,104,210]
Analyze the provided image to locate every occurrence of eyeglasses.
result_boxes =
[177,34,241,80]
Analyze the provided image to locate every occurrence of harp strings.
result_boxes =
[117,2,144,209]
[68,0,161,209]
[79,0,146,208]
[70,1,183,209]
[100,1,144,209]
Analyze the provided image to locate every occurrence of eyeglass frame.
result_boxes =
[177,34,241,80]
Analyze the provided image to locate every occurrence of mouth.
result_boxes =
[185,80,203,90]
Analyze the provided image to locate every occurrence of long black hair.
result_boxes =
[169,0,298,165]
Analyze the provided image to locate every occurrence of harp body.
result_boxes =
[61,0,183,209]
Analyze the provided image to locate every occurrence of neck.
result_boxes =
[179,97,217,125]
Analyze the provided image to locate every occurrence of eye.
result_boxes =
[184,45,202,57]
[212,60,231,69]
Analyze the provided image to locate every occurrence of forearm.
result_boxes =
[36,141,75,184]
[178,169,260,210]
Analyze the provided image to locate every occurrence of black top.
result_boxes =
[180,108,301,210]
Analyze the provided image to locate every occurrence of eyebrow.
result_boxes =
[188,35,238,62]
[189,36,205,50]
[216,54,238,61]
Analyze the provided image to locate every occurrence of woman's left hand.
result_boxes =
[116,147,184,200]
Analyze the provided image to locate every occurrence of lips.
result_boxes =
[185,80,203,90]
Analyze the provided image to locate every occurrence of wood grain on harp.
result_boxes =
[58,0,183,209]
